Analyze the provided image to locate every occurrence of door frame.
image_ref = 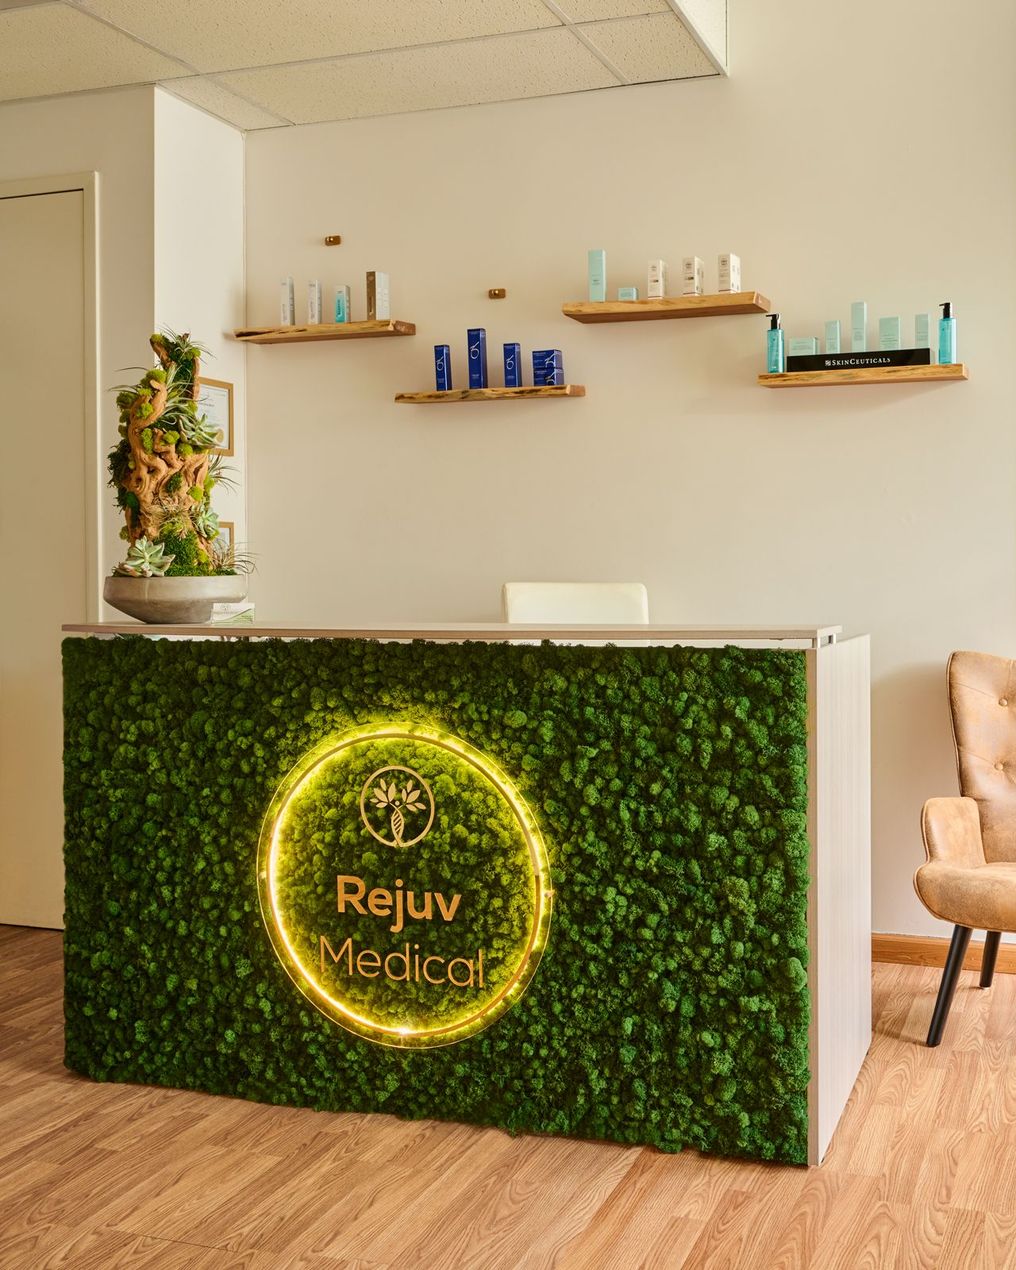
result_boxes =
[0,172,100,619]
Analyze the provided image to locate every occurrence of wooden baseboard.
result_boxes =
[873,932,1016,975]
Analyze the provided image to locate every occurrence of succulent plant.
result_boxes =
[193,507,220,540]
[114,537,175,578]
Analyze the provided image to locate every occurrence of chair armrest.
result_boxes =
[921,796,986,868]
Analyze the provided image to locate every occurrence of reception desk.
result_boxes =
[61,622,870,1166]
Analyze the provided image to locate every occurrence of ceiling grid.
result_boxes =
[0,0,726,130]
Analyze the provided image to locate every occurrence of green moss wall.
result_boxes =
[63,636,811,1163]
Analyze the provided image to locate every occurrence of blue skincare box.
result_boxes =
[618,286,639,301]
[434,344,452,392]
[532,349,564,387]
[503,342,522,388]
[467,328,488,389]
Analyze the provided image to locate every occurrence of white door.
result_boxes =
[0,189,87,928]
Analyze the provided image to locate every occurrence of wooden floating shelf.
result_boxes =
[758,363,969,389]
[395,385,586,404]
[233,319,415,344]
[562,292,771,323]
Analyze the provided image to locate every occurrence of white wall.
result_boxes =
[0,86,246,927]
[244,0,1016,940]
[0,86,248,594]
[155,89,247,549]
[0,86,156,602]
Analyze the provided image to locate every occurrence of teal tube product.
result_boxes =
[851,301,867,352]
[825,320,841,354]
[878,317,901,351]
[938,302,957,364]
[588,249,606,302]
[766,313,784,373]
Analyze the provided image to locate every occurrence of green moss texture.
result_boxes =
[63,636,811,1163]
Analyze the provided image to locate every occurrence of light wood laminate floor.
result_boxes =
[3,924,1016,1269]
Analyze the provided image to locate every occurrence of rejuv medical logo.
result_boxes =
[257,725,552,1048]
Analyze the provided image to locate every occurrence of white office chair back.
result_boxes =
[502,582,649,625]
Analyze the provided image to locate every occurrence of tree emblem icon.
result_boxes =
[359,766,436,848]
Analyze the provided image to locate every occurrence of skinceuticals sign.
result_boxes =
[257,724,552,1048]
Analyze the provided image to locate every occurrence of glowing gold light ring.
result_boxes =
[256,723,553,1048]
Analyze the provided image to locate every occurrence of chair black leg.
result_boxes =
[980,930,1002,988]
[927,925,973,1047]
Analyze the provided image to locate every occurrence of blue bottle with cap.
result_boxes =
[766,313,785,373]
[938,302,957,365]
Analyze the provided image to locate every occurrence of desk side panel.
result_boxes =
[808,635,872,1164]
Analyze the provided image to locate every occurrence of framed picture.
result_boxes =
[196,377,234,457]
[217,520,234,551]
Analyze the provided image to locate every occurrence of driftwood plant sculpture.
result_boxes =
[107,331,235,578]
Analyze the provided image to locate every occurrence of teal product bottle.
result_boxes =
[766,313,784,373]
[938,301,957,364]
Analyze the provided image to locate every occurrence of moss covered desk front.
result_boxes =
[61,623,870,1166]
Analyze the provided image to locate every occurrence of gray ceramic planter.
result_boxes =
[103,574,247,624]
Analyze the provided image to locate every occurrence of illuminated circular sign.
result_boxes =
[257,724,552,1048]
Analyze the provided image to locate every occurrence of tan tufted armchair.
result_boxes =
[917,650,1016,1045]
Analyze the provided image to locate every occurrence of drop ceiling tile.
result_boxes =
[165,76,288,129]
[77,0,562,74]
[556,0,668,19]
[0,3,187,99]
[578,11,716,82]
[670,0,726,68]
[218,28,616,124]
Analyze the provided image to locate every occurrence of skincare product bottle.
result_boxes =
[824,320,841,354]
[681,256,704,297]
[366,271,390,321]
[938,302,957,364]
[280,276,295,326]
[588,250,607,303]
[307,280,322,325]
[618,286,639,301]
[766,314,784,373]
[915,313,931,349]
[718,253,741,293]
[788,336,819,357]
[467,328,488,389]
[503,342,521,388]
[851,301,867,353]
[878,316,902,351]
[647,260,667,299]
[434,345,452,392]
[334,285,351,323]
